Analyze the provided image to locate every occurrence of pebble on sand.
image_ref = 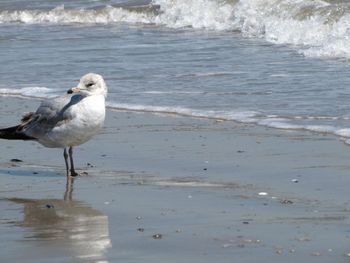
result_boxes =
[10,159,23,162]
[152,234,163,239]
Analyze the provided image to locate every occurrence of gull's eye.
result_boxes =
[86,82,94,88]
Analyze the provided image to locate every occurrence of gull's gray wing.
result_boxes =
[19,94,82,138]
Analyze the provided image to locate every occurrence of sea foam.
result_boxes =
[2,86,350,142]
[0,0,349,59]
[0,87,55,98]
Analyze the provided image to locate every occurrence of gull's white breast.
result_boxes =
[38,94,106,148]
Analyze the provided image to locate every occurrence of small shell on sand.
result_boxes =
[258,192,268,196]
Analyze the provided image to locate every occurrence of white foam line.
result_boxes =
[1,90,350,142]
[0,87,56,99]
[106,102,260,123]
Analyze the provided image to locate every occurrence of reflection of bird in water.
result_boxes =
[7,178,111,262]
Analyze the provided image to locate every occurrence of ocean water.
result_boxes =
[1,0,350,142]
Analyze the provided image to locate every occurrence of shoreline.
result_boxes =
[3,92,350,147]
[1,96,350,262]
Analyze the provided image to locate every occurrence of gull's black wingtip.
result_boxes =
[0,125,36,140]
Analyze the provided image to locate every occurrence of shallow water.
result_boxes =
[2,97,350,263]
[1,0,350,142]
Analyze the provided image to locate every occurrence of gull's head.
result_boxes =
[67,73,107,98]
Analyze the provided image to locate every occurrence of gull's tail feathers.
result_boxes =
[0,125,36,140]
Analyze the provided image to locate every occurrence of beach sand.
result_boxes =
[1,97,350,262]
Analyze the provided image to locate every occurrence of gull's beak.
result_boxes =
[67,87,80,94]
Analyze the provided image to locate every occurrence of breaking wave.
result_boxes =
[0,0,350,59]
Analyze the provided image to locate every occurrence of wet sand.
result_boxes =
[1,97,350,262]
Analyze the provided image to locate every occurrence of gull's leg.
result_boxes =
[68,146,78,177]
[63,148,69,177]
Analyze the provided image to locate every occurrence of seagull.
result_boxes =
[0,73,107,177]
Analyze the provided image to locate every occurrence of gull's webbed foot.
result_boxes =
[70,170,79,177]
